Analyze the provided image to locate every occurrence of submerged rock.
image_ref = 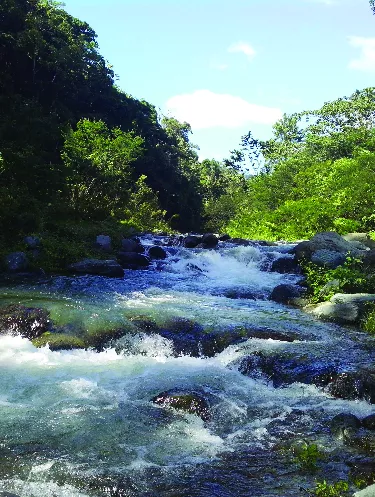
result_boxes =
[238,351,336,388]
[330,413,361,440]
[0,304,50,339]
[152,389,211,421]
[68,258,124,278]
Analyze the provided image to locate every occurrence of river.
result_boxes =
[0,236,374,496]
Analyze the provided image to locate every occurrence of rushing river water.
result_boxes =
[1,237,375,497]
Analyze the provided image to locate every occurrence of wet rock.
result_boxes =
[363,414,375,431]
[363,250,375,269]
[148,246,167,259]
[152,389,211,421]
[0,304,50,339]
[201,233,218,248]
[223,289,256,300]
[0,492,22,497]
[117,251,150,269]
[183,235,202,248]
[68,259,124,278]
[327,370,375,403]
[238,351,336,387]
[219,234,231,241]
[269,284,304,304]
[95,234,112,251]
[121,238,145,253]
[330,413,361,440]
[270,257,300,274]
[4,252,28,272]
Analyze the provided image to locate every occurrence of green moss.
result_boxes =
[32,332,86,350]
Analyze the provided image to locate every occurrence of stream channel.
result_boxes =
[1,235,375,497]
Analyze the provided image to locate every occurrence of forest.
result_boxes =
[1,0,375,270]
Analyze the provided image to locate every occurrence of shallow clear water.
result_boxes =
[0,238,374,496]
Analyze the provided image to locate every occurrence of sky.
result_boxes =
[61,0,375,161]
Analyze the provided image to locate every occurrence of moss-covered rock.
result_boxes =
[152,390,211,421]
[32,332,86,350]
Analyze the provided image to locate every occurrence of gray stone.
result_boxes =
[309,293,375,324]
[343,232,375,249]
[354,483,375,497]
[68,259,124,278]
[310,249,346,268]
[4,252,28,272]
[293,231,366,264]
[96,234,112,251]
[309,300,359,323]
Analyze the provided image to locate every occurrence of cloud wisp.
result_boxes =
[348,36,375,72]
[227,42,256,61]
[165,90,282,129]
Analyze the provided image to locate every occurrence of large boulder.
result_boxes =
[309,293,375,324]
[0,304,50,339]
[68,259,124,278]
[152,389,211,421]
[117,252,150,269]
[293,231,367,266]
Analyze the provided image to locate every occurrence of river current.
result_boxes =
[0,236,374,497]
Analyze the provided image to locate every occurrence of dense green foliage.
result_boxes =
[0,0,243,268]
[225,88,375,240]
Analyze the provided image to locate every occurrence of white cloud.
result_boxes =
[165,90,282,130]
[227,42,256,61]
[348,36,375,72]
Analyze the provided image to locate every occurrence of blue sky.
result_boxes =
[62,0,375,161]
